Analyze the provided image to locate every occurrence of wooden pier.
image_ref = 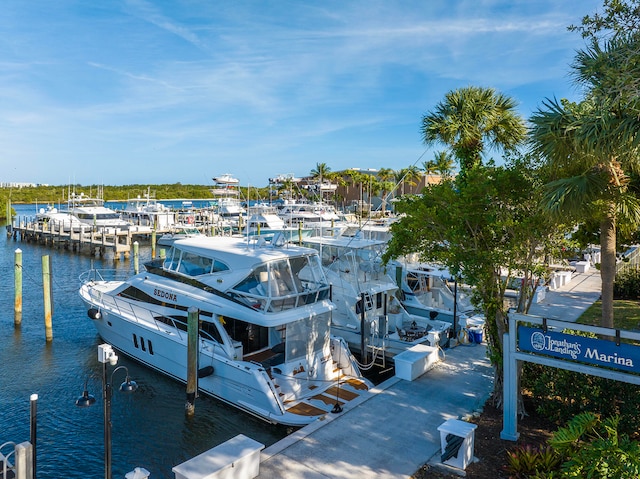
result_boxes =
[6,217,159,259]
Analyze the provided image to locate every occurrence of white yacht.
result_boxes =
[79,236,370,426]
[244,205,313,243]
[68,192,132,230]
[209,174,246,229]
[120,189,176,229]
[36,205,84,232]
[389,260,478,327]
[301,235,451,363]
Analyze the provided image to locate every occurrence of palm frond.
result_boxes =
[542,172,609,216]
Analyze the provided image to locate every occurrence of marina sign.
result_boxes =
[518,325,640,374]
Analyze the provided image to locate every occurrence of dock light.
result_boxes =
[76,344,138,479]
[75,379,97,407]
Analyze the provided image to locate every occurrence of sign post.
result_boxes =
[501,313,640,440]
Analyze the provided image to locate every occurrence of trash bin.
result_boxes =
[468,326,483,343]
[437,419,477,470]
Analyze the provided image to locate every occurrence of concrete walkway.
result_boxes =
[254,269,603,479]
[528,269,601,322]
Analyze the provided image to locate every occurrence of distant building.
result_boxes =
[0,182,48,188]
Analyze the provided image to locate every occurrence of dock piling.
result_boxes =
[186,307,199,416]
[42,255,53,342]
[133,241,139,274]
[14,248,22,327]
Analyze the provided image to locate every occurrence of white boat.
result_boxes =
[210,174,241,197]
[157,223,204,247]
[68,192,132,230]
[388,260,478,329]
[209,174,246,229]
[301,235,451,362]
[79,236,371,426]
[244,207,313,243]
[36,205,84,232]
[120,189,176,229]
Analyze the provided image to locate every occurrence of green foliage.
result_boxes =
[505,413,640,478]
[0,183,278,204]
[614,268,640,299]
[505,444,561,478]
[550,413,640,478]
[384,158,568,376]
[521,363,640,436]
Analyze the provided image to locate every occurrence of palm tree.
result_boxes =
[422,159,438,177]
[377,167,396,213]
[530,37,640,328]
[310,162,331,184]
[403,165,422,194]
[433,151,456,178]
[421,86,527,176]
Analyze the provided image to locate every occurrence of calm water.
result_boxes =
[0,204,288,479]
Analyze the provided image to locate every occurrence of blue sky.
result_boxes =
[0,0,602,187]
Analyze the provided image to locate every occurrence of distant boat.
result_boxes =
[36,205,84,232]
[212,173,240,185]
[79,236,371,426]
[67,192,132,230]
[210,174,246,228]
[157,223,204,247]
[120,188,176,229]
[244,205,313,242]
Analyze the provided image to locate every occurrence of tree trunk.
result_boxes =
[600,210,616,329]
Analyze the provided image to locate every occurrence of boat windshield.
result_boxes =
[163,247,230,276]
[231,254,329,312]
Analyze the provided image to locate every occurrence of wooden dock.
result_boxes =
[6,217,159,259]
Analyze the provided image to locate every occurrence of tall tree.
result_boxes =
[421,86,527,177]
[530,28,640,329]
[383,160,565,405]
[530,101,640,328]
[422,159,438,177]
[376,167,396,213]
[433,151,456,178]
[310,162,331,184]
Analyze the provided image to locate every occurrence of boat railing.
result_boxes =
[85,287,228,346]
[230,286,330,313]
[85,288,184,338]
[79,269,132,284]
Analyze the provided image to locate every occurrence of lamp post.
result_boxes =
[76,344,138,479]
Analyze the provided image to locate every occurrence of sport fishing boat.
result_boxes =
[244,204,313,243]
[120,188,176,230]
[388,259,478,326]
[79,236,370,426]
[301,235,451,364]
[209,174,246,230]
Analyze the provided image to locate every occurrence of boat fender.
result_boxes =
[198,365,214,378]
[457,328,470,345]
[88,308,101,320]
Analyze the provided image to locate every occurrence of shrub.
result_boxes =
[504,444,561,478]
[614,268,640,299]
[549,413,640,478]
[521,363,640,437]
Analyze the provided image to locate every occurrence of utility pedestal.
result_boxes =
[437,419,477,471]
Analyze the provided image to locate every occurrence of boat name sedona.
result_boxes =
[154,288,177,302]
